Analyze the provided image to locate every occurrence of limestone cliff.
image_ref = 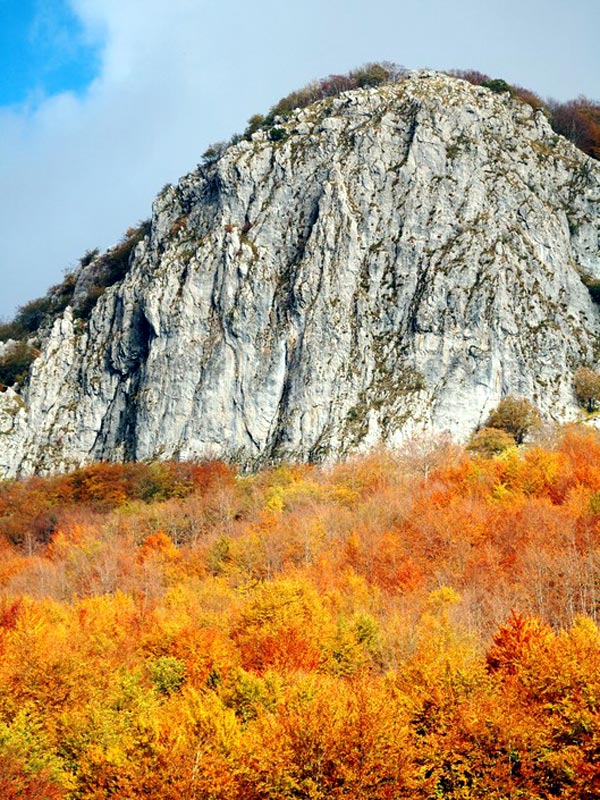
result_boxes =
[1,70,599,476]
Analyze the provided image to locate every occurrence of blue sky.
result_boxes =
[0,0,599,319]
[0,0,100,105]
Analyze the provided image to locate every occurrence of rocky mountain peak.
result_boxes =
[1,69,599,476]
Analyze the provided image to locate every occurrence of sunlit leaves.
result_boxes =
[0,430,600,795]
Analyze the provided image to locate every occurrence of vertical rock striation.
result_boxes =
[1,70,599,476]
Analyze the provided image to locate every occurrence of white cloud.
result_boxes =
[0,1,247,317]
[0,0,598,318]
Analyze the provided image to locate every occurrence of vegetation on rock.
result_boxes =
[466,425,515,456]
[484,396,541,444]
[0,220,150,345]
[0,275,77,343]
[0,220,150,394]
[0,341,39,391]
[574,367,600,413]
[450,68,600,159]
[199,64,600,169]
[240,63,600,161]
[1,63,597,401]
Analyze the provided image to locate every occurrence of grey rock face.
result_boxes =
[2,70,600,476]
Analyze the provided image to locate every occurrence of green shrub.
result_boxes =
[148,656,187,695]
[0,269,81,344]
[0,342,39,389]
[0,223,148,333]
[0,320,23,342]
[0,297,53,342]
[482,78,513,95]
[53,270,77,308]
[244,62,406,138]
[74,220,150,320]
[13,297,54,335]
[102,222,149,284]
[245,114,266,137]
[269,127,286,142]
[351,62,391,88]
[79,248,99,268]
[202,141,228,165]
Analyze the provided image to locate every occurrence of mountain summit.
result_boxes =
[1,69,599,476]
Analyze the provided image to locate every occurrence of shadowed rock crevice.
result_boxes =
[0,70,599,477]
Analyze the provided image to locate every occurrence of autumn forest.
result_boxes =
[1,426,600,798]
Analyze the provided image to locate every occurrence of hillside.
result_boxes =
[0,67,599,477]
[1,428,599,797]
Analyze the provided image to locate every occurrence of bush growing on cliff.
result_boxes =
[0,341,39,390]
[484,396,541,444]
[482,78,512,95]
[98,221,150,286]
[574,367,600,412]
[451,69,599,159]
[0,222,150,343]
[244,62,407,138]
[548,97,600,160]
[268,126,286,142]
[70,220,150,320]
[202,141,228,165]
[240,64,598,160]
[467,426,515,456]
[0,277,76,342]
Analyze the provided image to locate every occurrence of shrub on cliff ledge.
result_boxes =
[482,78,512,95]
[73,219,150,320]
[244,62,407,138]
[485,396,541,444]
[0,342,39,390]
[574,367,600,412]
[0,283,74,342]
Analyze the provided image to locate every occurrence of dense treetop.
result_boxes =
[1,426,600,797]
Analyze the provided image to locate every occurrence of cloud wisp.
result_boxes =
[0,0,598,319]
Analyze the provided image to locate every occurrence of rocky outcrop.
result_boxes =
[1,70,599,477]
